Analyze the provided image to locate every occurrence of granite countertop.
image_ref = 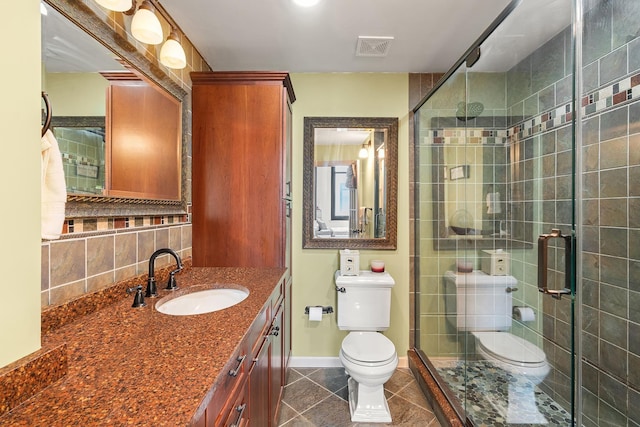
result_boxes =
[2,267,286,426]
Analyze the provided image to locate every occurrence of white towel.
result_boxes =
[41,129,67,239]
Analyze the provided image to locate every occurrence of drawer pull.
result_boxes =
[228,354,246,377]
[230,403,247,427]
[270,326,280,336]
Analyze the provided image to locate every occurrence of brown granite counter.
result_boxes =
[1,267,286,427]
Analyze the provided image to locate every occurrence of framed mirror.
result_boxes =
[42,0,188,217]
[303,117,398,250]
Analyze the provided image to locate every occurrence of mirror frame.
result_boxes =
[45,0,188,218]
[303,117,398,250]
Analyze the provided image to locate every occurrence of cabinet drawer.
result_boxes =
[206,350,248,425]
[218,376,248,427]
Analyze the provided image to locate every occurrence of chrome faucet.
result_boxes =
[145,248,183,297]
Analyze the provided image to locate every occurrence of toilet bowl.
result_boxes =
[472,331,550,381]
[473,331,550,424]
[339,331,398,423]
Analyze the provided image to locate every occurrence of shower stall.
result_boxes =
[412,0,640,425]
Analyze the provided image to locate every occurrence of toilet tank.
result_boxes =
[444,270,517,332]
[335,270,395,331]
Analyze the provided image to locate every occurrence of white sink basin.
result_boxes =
[156,288,249,316]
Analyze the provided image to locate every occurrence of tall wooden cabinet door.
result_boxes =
[191,72,295,268]
[107,79,181,200]
[283,95,293,274]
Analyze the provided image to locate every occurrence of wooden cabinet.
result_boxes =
[104,72,182,200]
[191,72,295,268]
[191,276,288,427]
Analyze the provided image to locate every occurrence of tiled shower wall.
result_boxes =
[55,127,105,195]
[40,0,211,308]
[579,1,640,425]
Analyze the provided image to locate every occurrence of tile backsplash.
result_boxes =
[41,222,191,307]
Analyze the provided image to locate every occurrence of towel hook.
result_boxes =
[41,91,52,137]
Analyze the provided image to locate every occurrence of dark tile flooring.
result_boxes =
[277,367,442,426]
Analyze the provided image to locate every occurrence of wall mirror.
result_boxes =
[303,117,397,250]
[42,0,187,217]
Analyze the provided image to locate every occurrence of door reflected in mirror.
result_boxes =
[303,117,397,250]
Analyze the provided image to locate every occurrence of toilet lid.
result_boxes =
[341,332,396,363]
[473,332,547,366]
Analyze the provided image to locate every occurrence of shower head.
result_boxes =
[456,101,484,121]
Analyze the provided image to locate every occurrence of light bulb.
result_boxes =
[160,30,187,69]
[359,146,369,159]
[95,0,133,12]
[131,0,163,45]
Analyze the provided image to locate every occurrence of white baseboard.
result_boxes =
[289,356,408,369]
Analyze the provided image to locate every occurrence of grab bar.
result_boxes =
[538,228,573,300]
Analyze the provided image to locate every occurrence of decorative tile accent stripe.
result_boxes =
[423,128,508,145]
[423,71,640,146]
[61,214,188,236]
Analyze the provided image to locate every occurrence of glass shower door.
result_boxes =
[414,0,577,425]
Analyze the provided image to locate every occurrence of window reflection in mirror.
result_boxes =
[313,128,387,239]
[303,117,397,250]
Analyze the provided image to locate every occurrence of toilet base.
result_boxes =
[347,377,392,423]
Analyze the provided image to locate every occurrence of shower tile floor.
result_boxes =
[278,367,441,426]
[433,359,574,426]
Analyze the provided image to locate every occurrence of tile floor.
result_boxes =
[277,367,442,426]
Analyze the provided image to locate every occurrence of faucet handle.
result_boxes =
[165,269,181,291]
[126,285,146,308]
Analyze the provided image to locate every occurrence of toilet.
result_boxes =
[335,270,398,423]
[444,270,550,423]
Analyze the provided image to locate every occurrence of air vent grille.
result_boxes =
[356,36,394,57]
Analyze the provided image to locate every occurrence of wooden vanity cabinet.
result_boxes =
[193,276,288,427]
[191,71,295,268]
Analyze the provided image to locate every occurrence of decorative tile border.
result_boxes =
[62,214,189,236]
[423,128,508,145]
[422,70,640,146]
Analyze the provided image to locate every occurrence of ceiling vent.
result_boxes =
[356,36,394,57]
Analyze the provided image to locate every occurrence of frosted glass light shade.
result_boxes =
[292,0,321,6]
[131,1,163,45]
[160,30,187,69]
[95,0,133,12]
[359,146,369,159]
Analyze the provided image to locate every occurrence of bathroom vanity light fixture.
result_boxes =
[131,0,163,45]
[160,29,187,69]
[359,142,370,159]
[95,0,133,12]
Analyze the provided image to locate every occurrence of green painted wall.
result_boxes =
[290,73,410,358]
[0,0,42,368]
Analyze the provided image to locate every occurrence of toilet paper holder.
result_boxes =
[304,305,334,315]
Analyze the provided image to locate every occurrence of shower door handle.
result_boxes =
[538,228,573,300]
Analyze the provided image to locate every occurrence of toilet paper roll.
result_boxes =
[309,306,323,322]
[513,306,535,322]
